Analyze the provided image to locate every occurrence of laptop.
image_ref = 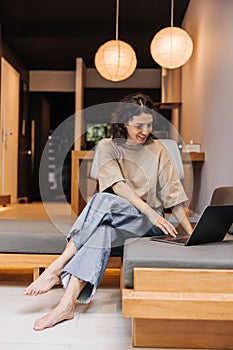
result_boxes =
[150,205,233,246]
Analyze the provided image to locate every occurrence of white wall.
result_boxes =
[181,0,233,213]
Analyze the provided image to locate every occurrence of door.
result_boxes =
[28,93,50,201]
[0,58,20,203]
[18,80,31,201]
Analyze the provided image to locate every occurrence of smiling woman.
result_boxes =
[23,92,192,331]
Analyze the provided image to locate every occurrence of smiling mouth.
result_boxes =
[137,135,147,142]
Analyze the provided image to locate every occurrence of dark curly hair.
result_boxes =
[111,93,158,144]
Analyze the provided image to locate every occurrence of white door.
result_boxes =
[0,58,20,203]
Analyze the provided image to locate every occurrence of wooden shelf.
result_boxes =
[154,102,182,109]
[182,152,205,162]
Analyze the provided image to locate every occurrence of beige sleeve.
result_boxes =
[157,148,188,208]
[97,139,126,192]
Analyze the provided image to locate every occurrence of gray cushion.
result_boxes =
[0,220,70,254]
[123,236,233,288]
[0,219,123,256]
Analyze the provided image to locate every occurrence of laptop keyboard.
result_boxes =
[150,234,189,244]
[174,237,188,243]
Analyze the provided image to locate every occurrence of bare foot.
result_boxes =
[33,303,75,331]
[24,268,61,296]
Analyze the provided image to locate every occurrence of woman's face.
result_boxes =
[125,112,153,145]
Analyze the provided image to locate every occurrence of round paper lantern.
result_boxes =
[94,39,137,82]
[150,27,193,69]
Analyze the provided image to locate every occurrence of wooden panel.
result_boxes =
[99,268,121,288]
[134,268,233,293]
[0,253,59,267]
[0,253,120,268]
[122,288,233,320]
[182,151,205,162]
[72,150,95,160]
[133,318,233,349]
[71,151,79,215]
[71,150,94,215]
[0,195,11,205]
[33,267,40,280]
[74,58,85,150]
[106,256,122,268]
[0,253,121,281]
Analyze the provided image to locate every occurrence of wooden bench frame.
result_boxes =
[122,267,233,349]
[0,253,61,280]
[0,253,122,281]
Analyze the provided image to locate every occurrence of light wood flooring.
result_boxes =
[0,201,76,221]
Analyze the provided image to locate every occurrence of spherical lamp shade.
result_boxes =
[94,39,137,82]
[150,27,193,69]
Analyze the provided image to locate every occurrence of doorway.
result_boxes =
[27,92,75,202]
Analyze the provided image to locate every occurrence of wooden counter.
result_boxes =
[181,152,205,162]
[71,150,205,216]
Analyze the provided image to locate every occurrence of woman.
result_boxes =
[24,93,192,331]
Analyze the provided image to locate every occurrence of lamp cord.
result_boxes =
[115,0,119,40]
[171,0,174,27]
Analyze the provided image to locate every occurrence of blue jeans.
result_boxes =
[61,192,163,303]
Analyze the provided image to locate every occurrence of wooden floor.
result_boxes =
[0,201,77,221]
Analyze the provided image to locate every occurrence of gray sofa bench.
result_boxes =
[0,220,68,280]
[122,236,233,349]
[0,219,122,280]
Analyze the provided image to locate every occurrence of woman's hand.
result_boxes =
[154,216,178,237]
[112,181,178,237]
[172,203,193,235]
[145,207,178,237]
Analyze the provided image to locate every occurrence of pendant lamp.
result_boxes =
[94,0,137,82]
[150,0,193,69]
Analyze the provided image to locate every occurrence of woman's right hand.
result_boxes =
[143,205,178,237]
[153,215,178,237]
[112,181,177,237]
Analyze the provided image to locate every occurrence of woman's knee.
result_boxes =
[91,192,116,204]
[90,192,138,216]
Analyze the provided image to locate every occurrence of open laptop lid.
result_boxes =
[185,205,233,246]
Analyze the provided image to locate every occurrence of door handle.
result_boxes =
[20,150,32,155]
[2,131,13,144]
[31,120,35,174]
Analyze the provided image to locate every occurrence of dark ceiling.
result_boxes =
[0,0,190,70]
